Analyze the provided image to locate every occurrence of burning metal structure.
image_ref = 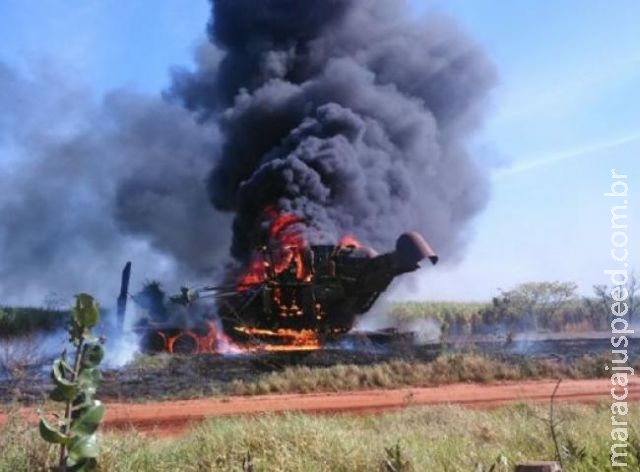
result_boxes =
[126,209,437,354]
[220,223,438,343]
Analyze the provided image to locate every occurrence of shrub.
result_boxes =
[38,294,106,472]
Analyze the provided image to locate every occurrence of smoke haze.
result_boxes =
[0,63,231,304]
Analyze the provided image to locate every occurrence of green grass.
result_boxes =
[390,301,487,322]
[2,403,637,471]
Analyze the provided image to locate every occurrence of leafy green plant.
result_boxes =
[38,294,105,472]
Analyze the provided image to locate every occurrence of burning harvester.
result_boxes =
[127,210,437,354]
[219,230,438,344]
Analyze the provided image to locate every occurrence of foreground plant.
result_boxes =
[38,294,105,472]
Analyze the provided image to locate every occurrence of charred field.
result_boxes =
[2,332,636,404]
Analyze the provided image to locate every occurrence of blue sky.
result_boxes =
[410,0,640,299]
[1,0,638,301]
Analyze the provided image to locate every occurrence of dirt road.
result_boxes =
[3,379,636,436]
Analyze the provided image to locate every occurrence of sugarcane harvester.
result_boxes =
[119,232,437,351]
[218,231,438,342]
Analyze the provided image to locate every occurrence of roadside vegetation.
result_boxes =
[2,403,637,471]
[225,353,616,396]
[99,352,624,401]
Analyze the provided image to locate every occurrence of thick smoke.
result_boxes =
[0,0,495,305]
[0,63,231,304]
[172,0,497,261]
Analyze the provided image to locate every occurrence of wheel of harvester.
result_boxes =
[171,333,198,355]
[140,330,167,353]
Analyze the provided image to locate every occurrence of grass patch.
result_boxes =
[1,403,637,471]
[227,353,616,396]
[391,301,488,322]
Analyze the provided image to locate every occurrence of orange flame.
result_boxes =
[159,324,321,354]
[339,234,362,248]
[234,327,321,352]
[237,207,311,290]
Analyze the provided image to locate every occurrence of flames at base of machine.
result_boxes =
[149,322,321,355]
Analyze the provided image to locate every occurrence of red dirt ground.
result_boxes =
[3,379,637,437]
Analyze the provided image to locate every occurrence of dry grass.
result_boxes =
[0,335,49,381]
[227,353,615,396]
[1,403,637,471]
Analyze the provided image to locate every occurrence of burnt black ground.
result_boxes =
[1,334,636,404]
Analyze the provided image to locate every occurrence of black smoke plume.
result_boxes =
[0,0,495,304]
[172,0,497,261]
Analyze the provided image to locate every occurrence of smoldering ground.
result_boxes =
[0,0,496,306]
